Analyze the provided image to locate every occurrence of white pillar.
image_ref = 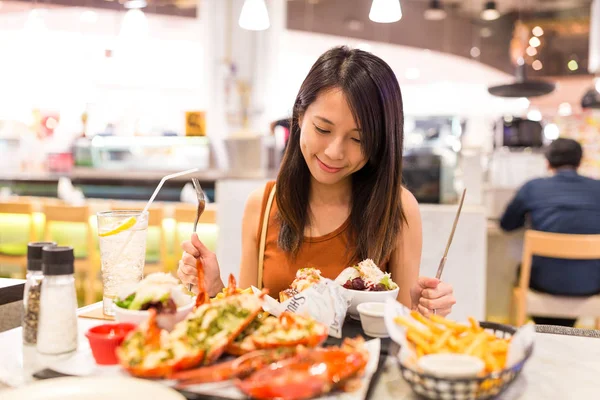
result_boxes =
[198,0,286,139]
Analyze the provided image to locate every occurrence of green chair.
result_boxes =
[0,200,36,276]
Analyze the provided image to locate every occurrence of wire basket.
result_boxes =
[395,321,534,400]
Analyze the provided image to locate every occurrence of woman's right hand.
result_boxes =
[177,233,223,297]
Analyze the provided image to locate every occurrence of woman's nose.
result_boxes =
[324,137,344,160]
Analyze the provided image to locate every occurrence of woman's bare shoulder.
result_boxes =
[399,187,421,232]
[245,183,270,216]
[401,186,419,214]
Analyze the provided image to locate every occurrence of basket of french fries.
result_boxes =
[384,299,535,400]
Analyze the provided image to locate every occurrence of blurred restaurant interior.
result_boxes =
[1,0,600,333]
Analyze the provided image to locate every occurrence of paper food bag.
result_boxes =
[253,279,351,338]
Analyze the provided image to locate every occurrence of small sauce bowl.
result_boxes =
[85,323,137,365]
[356,302,389,338]
[417,353,485,379]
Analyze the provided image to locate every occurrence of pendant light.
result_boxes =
[239,0,270,31]
[424,0,446,21]
[369,0,402,23]
[481,1,500,21]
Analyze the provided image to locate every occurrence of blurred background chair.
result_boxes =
[513,230,600,329]
[0,199,36,277]
[42,203,96,305]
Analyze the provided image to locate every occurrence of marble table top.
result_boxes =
[0,303,598,399]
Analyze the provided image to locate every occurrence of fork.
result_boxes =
[191,178,206,233]
[188,178,206,292]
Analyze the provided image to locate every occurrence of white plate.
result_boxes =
[2,377,185,400]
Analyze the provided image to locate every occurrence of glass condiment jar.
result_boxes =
[22,241,56,346]
[37,246,78,355]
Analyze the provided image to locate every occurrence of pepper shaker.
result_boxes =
[37,246,78,355]
[22,241,56,346]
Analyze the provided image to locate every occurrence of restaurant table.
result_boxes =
[0,302,599,399]
[0,278,25,332]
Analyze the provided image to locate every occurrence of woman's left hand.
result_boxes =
[410,277,456,317]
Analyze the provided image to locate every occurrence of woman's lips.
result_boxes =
[316,157,343,173]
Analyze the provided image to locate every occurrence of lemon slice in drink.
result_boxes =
[98,216,137,237]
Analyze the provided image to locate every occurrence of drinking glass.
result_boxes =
[97,210,148,316]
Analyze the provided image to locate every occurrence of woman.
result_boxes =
[178,46,456,316]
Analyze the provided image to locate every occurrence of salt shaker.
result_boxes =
[22,241,57,345]
[37,246,78,355]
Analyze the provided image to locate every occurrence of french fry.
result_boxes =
[429,315,468,333]
[410,311,446,334]
[496,353,507,369]
[447,336,459,351]
[431,329,453,352]
[394,311,513,373]
[394,317,434,341]
[455,331,476,353]
[465,332,487,356]
[488,340,509,354]
[484,352,501,373]
[468,317,482,332]
[407,330,432,354]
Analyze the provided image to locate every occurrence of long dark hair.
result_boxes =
[276,46,406,265]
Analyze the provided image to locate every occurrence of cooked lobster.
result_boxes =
[116,261,266,378]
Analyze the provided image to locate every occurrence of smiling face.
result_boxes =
[298,88,367,186]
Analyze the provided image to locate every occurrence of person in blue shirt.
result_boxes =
[500,138,600,327]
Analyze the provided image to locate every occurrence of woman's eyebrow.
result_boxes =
[314,115,334,125]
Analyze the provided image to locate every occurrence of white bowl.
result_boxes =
[356,302,388,338]
[342,287,399,320]
[418,354,485,379]
[114,299,195,331]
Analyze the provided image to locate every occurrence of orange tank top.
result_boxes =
[256,181,389,297]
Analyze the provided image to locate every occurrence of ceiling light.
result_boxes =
[481,1,500,21]
[470,47,480,58]
[45,117,58,130]
[239,0,270,31]
[526,46,537,57]
[532,26,544,37]
[558,102,572,116]
[544,123,559,140]
[124,0,146,9]
[480,27,492,38]
[424,0,446,21]
[568,60,579,71]
[532,60,543,70]
[345,18,365,32]
[119,9,148,40]
[529,37,541,47]
[369,0,402,23]
[518,97,530,108]
[527,109,542,121]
